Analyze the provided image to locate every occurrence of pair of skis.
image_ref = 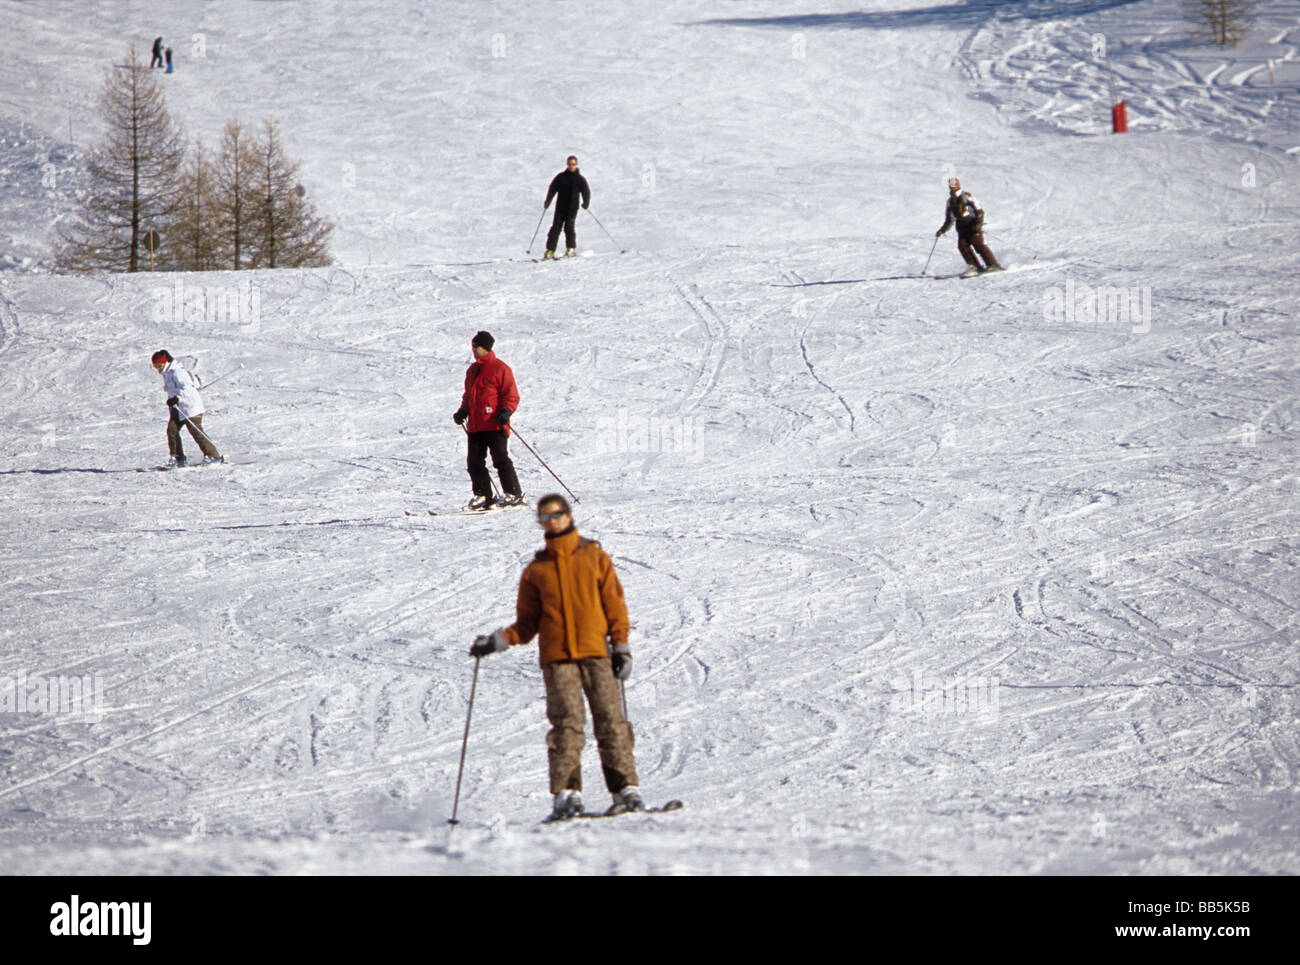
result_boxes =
[405,500,531,518]
[532,251,595,263]
[136,459,239,472]
[542,799,684,824]
[932,265,1007,280]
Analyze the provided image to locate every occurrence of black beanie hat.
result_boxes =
[471,331,495,351]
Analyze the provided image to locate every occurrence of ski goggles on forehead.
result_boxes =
[537,510,570,523]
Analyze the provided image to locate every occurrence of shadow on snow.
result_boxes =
[688,0,1149,30]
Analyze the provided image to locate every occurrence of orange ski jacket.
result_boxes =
[504,527,629,664]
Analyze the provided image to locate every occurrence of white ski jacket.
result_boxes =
[161,362,204,420]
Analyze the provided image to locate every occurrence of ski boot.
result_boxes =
[167,455,188,468]
[565,248,576,258]
[549,789,584,821]
[543,250,556,260]
[496,492,526,508]
[465,494,492,511]
[607,786,646,815]
[959,264,981,279]
[202,455,225,465]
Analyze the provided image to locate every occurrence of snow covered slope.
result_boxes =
[0,0,1296,874]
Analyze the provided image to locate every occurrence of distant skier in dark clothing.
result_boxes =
[150,37,164,69]
[936,177,1002,277]
[543,156,590,259]
[165,47,173,73]
[453,331,525,510]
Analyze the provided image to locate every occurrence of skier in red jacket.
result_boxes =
[453,331,525,509]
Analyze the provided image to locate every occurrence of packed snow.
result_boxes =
[0,0,1296,874]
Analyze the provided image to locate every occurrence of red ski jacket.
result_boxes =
[460,351,520,434]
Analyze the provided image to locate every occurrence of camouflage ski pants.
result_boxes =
[543,657,638,794]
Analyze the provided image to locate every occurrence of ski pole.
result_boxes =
[584,209,624,253]
[509,425,580,505]
[199,362,245,391]
[922,234,940,276]
[176,412,221,456]
[608,640,630,718]
[526,207,548,254]
[448,655,481,826]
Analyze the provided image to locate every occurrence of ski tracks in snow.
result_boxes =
[2,235,1297,872]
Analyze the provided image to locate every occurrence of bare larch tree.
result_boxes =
[250,117,334,269]
[171,137,221,271]
[214,119,260,270]
[56,46,185,272]
[1186,0,1253,46]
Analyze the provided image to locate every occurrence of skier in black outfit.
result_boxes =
[150,37,164,69]
[542,156,590,259]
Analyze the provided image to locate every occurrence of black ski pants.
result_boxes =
[467,430,522,498]
[546,207,577,252]
[957,228,1001,270]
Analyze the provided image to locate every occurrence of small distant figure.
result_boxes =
[150,37,164,69]
[151,350,223,468]
[165,47,173,73]
[936,177,1002,277]
[542,155,590,259]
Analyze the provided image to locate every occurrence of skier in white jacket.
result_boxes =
[151,349,222,467]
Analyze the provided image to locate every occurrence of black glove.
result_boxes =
[609,643,632,680]
[935,227,945,238]
[582,202,589,210]
[495,408,511,426]
[469,629,509,658]
[453,408,467,426]
[167,396,178,407]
